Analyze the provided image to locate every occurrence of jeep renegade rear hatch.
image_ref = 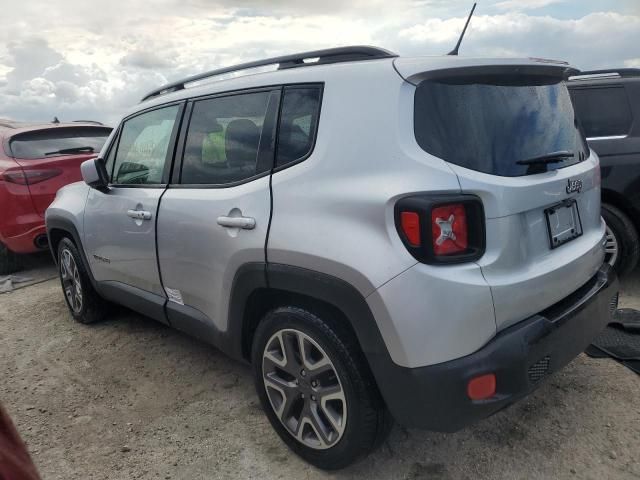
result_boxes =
[396,60,604,331]
[413,65,588,177]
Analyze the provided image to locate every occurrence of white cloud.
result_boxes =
[0,2,637,125]
[494,0,565,11]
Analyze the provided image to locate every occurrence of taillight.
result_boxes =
[2,168,62,185]
[431,204,468,255]
[400,211,421,246]
[395,195,485,264]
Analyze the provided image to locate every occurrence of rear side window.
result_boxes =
[414,77,588,177]
[112,104,180,185]
[276,86,322,167]
[570,86,633,138]
[181,91,275,185]
[9,127,111,159]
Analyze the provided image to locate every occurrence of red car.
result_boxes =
[0,120,112,274]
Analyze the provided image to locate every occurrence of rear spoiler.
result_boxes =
[395,61,579,86]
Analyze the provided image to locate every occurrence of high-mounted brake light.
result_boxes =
[431,204,468,255]
[395,194,485,265]
[2,168,62,185]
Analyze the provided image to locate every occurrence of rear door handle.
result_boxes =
[127,209,152,221]
[217,216,256,230]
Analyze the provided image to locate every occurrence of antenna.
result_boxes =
[448,2,477,56]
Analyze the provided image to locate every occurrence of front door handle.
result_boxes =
[127,209,152,221]
[217,216,256,230]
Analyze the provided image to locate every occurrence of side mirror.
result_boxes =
[81,158,109,191]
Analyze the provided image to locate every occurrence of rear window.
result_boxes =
[9,127,112,159]
[414,77,588,177]
[569,86,633,138]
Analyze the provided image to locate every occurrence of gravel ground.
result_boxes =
[1,259,639,480]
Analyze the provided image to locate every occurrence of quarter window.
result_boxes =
[112,105,180,185]
[104,131,118,180]
[276,86,321,167]
[570,86,633,138]
[181,91,274,185]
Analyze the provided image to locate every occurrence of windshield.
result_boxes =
[414,77,588,177]
[9,127,112,159]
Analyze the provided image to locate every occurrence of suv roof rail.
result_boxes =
[569,68,640,81]
[141,45,398,102]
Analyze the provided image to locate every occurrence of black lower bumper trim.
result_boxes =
[372,263,619,432]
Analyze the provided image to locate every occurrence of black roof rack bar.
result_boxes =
[570,68,640,79]
[141,45,397,102]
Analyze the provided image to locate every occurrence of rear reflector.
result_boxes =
[400,211,421,246]
[467,373,496,400]
[431,203,468,255]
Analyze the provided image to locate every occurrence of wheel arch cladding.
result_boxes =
[231,263,391,374]
[48,227,71,261]
[46,217,96,287]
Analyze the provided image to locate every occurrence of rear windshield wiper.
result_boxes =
[44,146,95,156]
[516,150,574,166]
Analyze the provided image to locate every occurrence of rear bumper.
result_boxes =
[374,263,618,431]
[1,224,46,253]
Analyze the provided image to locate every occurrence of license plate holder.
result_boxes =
[545,200,583,249]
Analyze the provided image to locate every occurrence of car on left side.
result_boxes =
[0,120,112,274]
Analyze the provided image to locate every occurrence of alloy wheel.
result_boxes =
[262,328,347,450]
[604,223,619,267]
[60,249,83,313]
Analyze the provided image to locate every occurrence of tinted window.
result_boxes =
[181,91,273,185]
[104,131,118,180]
[113,105,179,185]
[414,78,588,177]
[276,86,321,167]
[9,127,111,159]
[570,86,633,138]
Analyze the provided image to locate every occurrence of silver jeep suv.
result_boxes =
[46,46,619,469]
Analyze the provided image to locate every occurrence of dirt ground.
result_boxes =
[1,257,639,480]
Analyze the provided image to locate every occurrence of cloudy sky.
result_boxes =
[0,0,638,125]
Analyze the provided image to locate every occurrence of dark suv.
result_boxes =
[568,69,640,275]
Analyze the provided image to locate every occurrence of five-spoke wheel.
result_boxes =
[56,237,109,324]
[252,306,392,470]
[262,329,347,449]
[60,247,83,314]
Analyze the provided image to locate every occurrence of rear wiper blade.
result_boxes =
[44,146,95,156]
[516,150,574,166]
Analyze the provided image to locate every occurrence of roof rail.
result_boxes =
[569,68,640,81]
[141,45,397,102]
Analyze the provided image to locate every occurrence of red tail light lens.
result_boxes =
[431,203,468,255]
[2,168,62,185]
[395,195,485,265]
[400,211,421,246]
[1,170,27,184]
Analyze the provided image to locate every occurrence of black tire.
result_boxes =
[57,237,110,324]
[0,242,21,275]
[251,306,392,470]
[602,203,639,276]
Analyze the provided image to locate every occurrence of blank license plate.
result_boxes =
[545,200,583,249]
